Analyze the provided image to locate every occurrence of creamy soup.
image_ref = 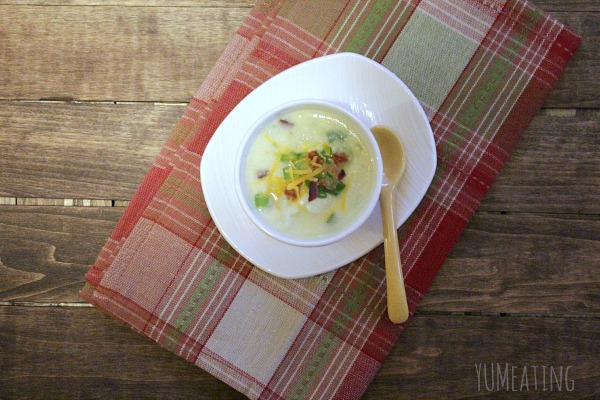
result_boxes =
[243,107,377,242]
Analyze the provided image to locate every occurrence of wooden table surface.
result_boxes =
[1,1,598,399]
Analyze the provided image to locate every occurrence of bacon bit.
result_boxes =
[337,169,346,180]
[308,181,318,202]
[332,152,349,165]
[308,150,322,163]
[279,119,294,127]
[256,169,269,179]
[284,189,298,200]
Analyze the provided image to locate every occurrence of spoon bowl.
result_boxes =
[371,125,409,324]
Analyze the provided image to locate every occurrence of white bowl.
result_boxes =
[234,99,383,247]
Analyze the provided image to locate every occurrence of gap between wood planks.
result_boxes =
[0,99,188,106]
[3,199,594,218]
[0,198,129,207]
[2,301,598,320]
[0,99,578,115]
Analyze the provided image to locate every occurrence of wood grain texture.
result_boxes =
[1,206,598,315]
[0,306,247,400]
[0,206,123,302]
[366,314,600,399]
[479,109,600,214]
[0,6,247,101]
[419,212,600,315]
[1,306,598,399]
[531,0,600,12]
[0,6,597,106]
[544,12,600,108]
[0,102,180,199]
[1,103,598,210]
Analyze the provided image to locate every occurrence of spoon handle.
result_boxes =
[380,189,409,324]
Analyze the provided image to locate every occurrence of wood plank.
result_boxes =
[0,102,180,199]
[0,6,248,101]
[543,12,600,108]
[1,206,598,316]
[0,305,246,399]
[531,0,600,12]
[0,6,596,106]
[2,103,597,211]
[479,108,600,214]
[419,212,600,315]
[0,306,598,399]
[0,206,123,302]
[366,313,600,399]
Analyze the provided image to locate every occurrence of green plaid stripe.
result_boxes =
[164,259,225,350]
[345,0,395,53]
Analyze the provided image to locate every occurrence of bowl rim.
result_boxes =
[233,98,383,247]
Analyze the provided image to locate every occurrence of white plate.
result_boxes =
[200,53,436,279]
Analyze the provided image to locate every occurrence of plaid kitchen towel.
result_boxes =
[81,0,580,398]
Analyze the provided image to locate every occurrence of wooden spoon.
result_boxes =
[371,125,409,324]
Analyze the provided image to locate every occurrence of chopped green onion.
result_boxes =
[254,194,269,208]
[283,167,292,180]
[281,152,306,162]
[324,173,335,187]
[334,181,346,193]
[292,159,307,170]
[321,182,346,196]
[326,213,335,223]
[317,186,327,198]
[322,153,333,165]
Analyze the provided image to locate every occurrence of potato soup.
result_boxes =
[243,107,377,242]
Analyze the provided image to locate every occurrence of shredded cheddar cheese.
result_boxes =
[286,165,323,190]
